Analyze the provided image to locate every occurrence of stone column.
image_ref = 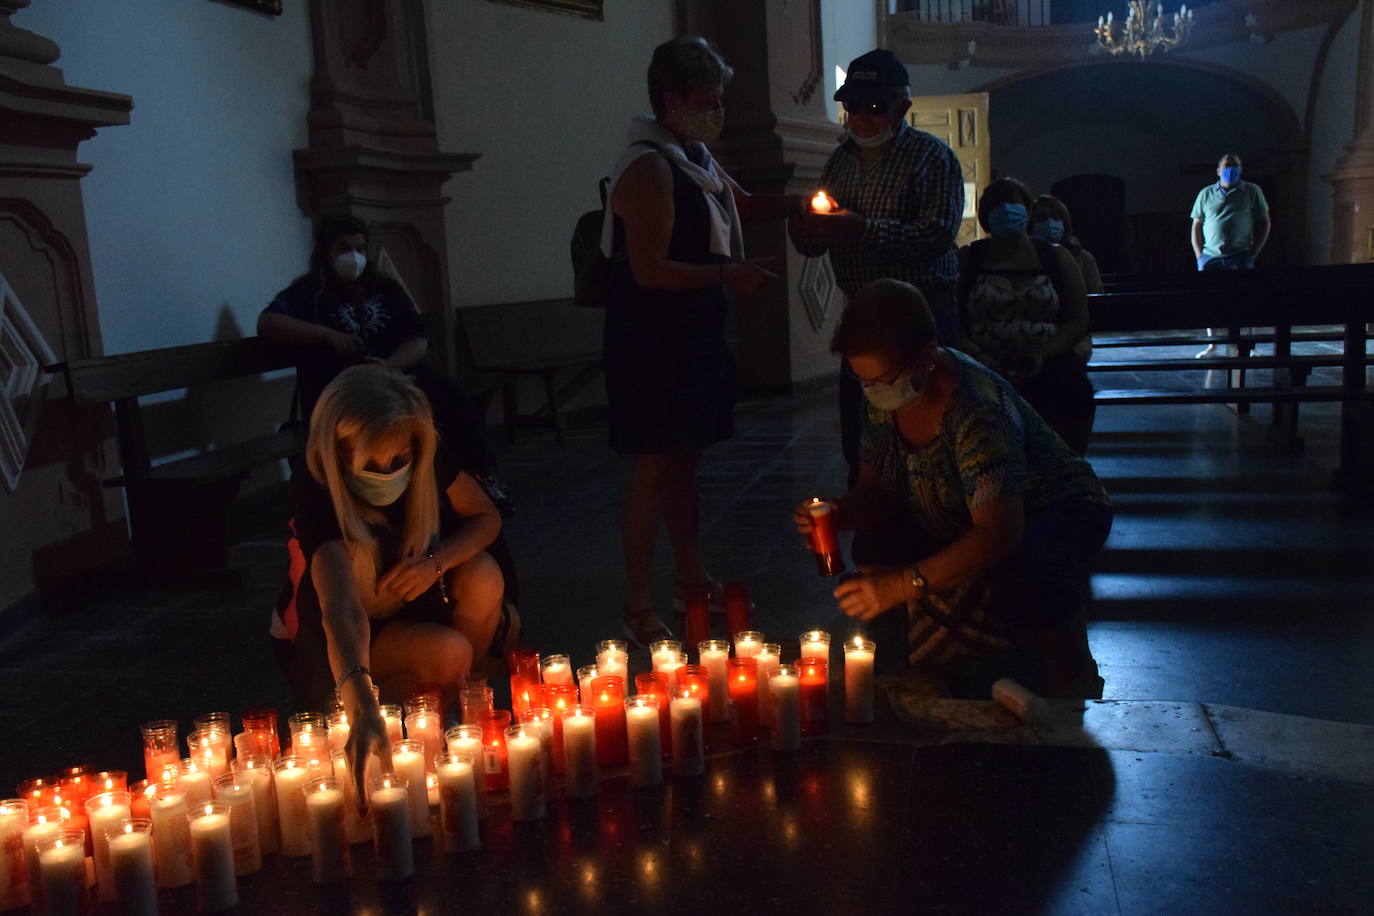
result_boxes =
[0,0,131,614]
[679,0,847,392]
[1327,0,1374,262]
[293,0,477,373]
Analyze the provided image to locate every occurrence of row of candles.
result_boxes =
[0,624,874,913]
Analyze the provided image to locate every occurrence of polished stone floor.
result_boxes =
[1,338,1371,914]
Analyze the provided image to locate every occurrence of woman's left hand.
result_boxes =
[378,556,440,602]
[833,565,910,620]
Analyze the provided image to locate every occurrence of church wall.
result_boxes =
[1307,8,1361,264]
[426,0,676,308]
[822,0,880,123]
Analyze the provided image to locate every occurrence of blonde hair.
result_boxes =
[306,365,439,607]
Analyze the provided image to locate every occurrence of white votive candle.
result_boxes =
[391,740,431,838]
[232,755,278,856]
[106,819,157,916]
[505,727,546,821]
[21,808,64,906]
[561,708,598,799]
[37,831,87,916]
[650,640,683,676]
[669,690,705,777]
[188,803,237,912]
[596,640,629,683]
[756,643,781,725]
[176,759,212,807]
[327,712,351,755]
[271,757,312,857]
[0,799,28,910]
[86,791,132,903]
[368,776,413,881]
[844,636,877,723]
[697,640,731,723]
[625,698,663,787]
[305,778,350,884]
[541,654,575,686]
[381,705,404,746]
[435,753,481,853]
[444,726,488,819]
[576,665,600,706]
[326,751,372,845]
[769,666,802,752]
[403,712,443,775]
[800,628,831,662]
[211,774,261,876]
[148,784,193,888]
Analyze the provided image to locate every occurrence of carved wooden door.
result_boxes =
[905,93,989,246]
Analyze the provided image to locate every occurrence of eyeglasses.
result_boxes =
[842,98,893,117]
[843,365,908,388]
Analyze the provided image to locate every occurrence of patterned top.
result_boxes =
[962,271,1060,385]
[793,123,964,301]
[860,349,1108,545]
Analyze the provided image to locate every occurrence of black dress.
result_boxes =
[603,154,736,455]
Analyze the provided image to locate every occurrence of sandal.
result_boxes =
[487,599,522,659]
[622,606,673,649]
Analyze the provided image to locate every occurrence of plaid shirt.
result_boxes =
[796,123,964,301]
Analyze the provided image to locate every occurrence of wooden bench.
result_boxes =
[64,337,303,577]
[454,299,603,446]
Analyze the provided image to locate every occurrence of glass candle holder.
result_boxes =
[478,710,512,792]
[239,709,280,758]
[403,709,444,775]
[188,801,237,912]
[697,640,731,723]
[193,712,231,738]
[389,740,430,838]
[324,750,372,846]
[540,653,575,687]
[287,712,328,760]
[723,582,752,639]
[55,765,94,807]
[843,636,877,724]
[649,639,683,672]
[769,665,802,751]
[86,790,132,902]
[380,705,404,746]
[595,640,629,683]
[105,817,156,914]
[91,771,128,796]
[186,729,229,779]
[15,777,53,809]
[435,751,481,853]
[230,754,278,856]
[141,720,180,784]
[732,630,765,659]
[460,686,494,725]
[325,710,350,754]
[559,706,598,798]
[367,774,414,881]
[504,725,547,821]
[799,628,832,662]
[176,757,213,807]
[635,672,672,759]
[0,799,28,911]
[676,665,709,704]
[210,773,262,876]
[669,686,705,777]
[304,777,350,884]
[406,684,443,725]
[757,642,783,723]
[798,656,830,737]
[727,657,760,745]
[22,805,69,908]
[624,697,663,787]
[576,665,600,706]
[517,709,556,794]
[270,757,312,857]
[147,782,192,888]
[590,675,628,766]
[806,498,844,576]
[128,779,155,820]
[443,725,487,818]
[508,648,541,717]
[36,829,89,915]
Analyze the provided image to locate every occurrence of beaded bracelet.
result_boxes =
[429,552,450,605]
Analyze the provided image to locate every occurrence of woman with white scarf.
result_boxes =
[604,36,793,646]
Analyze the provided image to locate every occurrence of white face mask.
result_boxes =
[848,123,895,149]
[332,250,367,282]
[670,105,724,144]
[345,460,412,507]
[861,355,933,412]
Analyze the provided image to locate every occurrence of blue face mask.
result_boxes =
[1030,218,1065,244]
[1220,166,1241,184]
[987,203,1028,239]
[345,461,412,507]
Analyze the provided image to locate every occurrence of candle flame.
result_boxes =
[810,191,835,213]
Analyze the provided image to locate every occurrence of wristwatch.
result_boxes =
[909,565,928,597]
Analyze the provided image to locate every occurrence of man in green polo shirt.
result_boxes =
[1190,153,1271,355]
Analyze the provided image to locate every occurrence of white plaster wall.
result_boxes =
[822,0,880,122]
[1305,7,1361,264]
[426,0,675,307]
[17,0,314,354]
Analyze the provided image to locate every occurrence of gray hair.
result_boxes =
[647,36,734,119]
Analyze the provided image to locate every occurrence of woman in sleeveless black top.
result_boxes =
[604,37,791,646]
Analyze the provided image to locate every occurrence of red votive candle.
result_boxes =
[806,498,844,577]
[240,709,281,759]
[508,648,541,717]
[727,657,760,744]
[798,656,830,736]
[635,672,673,758]
[478,710,512,792]
[16,777,54,808]
[591,675,628,766]
[723,583,751,639]
[547,684,579,773]
[683,585,711,648]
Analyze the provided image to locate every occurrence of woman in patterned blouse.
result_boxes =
[793,279,1112,698]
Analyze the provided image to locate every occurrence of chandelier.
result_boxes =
[1095,2,1194,60]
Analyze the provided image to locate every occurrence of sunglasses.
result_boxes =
[842,98,893,117]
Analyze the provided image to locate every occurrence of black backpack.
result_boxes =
[571,142,662,308]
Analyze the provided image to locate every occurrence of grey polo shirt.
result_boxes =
[1190,181,1269,258]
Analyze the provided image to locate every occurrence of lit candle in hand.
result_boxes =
[811,190,836,213]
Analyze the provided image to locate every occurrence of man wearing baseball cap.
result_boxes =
[789,48,965,487]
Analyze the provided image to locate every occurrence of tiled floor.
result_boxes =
[1,336,1371,913]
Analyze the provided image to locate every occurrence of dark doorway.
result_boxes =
[1052,174,1126,274]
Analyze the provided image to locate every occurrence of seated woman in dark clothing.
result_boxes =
[258,216,508,510]
[794,279,1112,699]
[284,365,514,784]
[958,178,1094,456]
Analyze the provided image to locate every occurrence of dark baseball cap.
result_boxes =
[834,49,910,102]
